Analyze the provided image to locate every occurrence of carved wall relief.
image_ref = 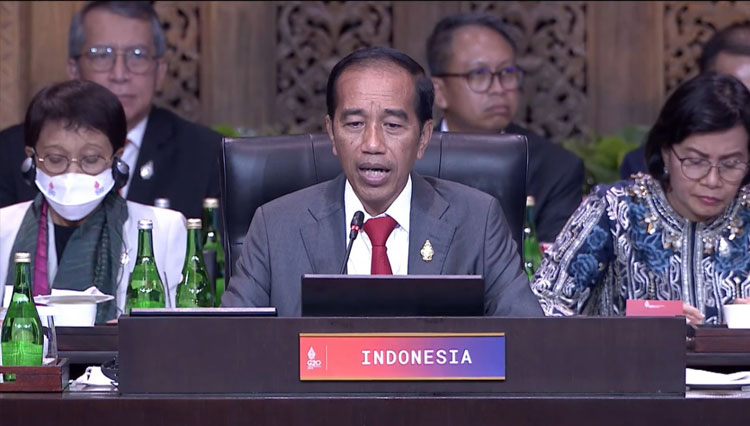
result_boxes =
[276,1,393,133]
[154,1,201,121]
[664,1,750,94]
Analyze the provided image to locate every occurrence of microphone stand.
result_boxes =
[340,211,364,274]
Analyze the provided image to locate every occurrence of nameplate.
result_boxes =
[299,333,505,381]
[626,300,683,317]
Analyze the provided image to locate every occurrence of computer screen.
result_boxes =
[301,274,484,317]
[128,307,277,317]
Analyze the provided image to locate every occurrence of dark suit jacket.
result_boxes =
[438,122,584,242]
[619,145,647,180]
[0,106,221,218]
[0,124,34,208]
[503,124,584,242]
[221,173,543,317]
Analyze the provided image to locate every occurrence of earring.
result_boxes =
[663,165,669,176]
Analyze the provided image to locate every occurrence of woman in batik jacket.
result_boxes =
[531,72,750,325]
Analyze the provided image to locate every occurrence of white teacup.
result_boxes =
[33,287,113,327]
[722,304,750,329]
[46,301,97,327]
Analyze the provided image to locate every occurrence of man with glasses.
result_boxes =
[0,1,221,219]
[426,13,584,243]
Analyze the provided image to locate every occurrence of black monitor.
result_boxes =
[129,307,277,317]
[301,274,484,317]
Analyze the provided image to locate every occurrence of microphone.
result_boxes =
[340,211,365,274]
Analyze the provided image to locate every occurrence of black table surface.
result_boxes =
[1,390,749,426]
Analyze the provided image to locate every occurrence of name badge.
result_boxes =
[299,333,505,381]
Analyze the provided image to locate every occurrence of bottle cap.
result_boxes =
[526,196,536,206]
[138,219,154,230]
[187,218,202,229]
[13,252,31,263]
[203,198,219,209]
[154,198,170,208]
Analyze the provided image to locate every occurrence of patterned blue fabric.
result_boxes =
[531,174,750,324]
[567,226,612,290]
[714,230,750,275]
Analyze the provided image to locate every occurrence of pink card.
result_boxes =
[625,299,683,317]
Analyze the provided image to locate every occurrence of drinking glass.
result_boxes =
[37,307,58,365]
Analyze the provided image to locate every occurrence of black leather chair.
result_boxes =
[220,132,528,278]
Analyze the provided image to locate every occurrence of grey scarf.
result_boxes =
[8,192,128,322]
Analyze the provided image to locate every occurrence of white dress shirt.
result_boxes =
[442,118,508,134]
[119,116,148,199]
[344,177,412,275]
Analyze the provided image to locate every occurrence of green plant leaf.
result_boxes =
[211,124,241,138]
[561,125,649,188]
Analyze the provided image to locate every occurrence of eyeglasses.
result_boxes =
[435,65,524,93]
[78,46,158,74]
[37,154,110,175]
[670,147,750,183]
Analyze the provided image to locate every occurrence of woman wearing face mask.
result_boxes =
[0,80,186,322]
[532,72,750,325]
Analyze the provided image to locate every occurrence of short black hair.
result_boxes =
[325,46,434,129]
[644,72,750,186]
[24,80,127,152]
[699,23,750,72]
[426,13,517,76]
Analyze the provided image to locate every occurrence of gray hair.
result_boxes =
[68,1,167,59]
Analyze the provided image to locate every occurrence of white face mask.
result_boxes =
[35,169,115,221]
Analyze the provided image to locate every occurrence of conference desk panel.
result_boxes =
[55,324,750,371]
[118,316,685,395]
[0,392,748,426]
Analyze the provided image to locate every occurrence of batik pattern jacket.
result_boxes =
[531,174,750,324]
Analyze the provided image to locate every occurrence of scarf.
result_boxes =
[8,192,128,322]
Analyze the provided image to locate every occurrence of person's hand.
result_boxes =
[731,298,750,305]
[683,303,704,325]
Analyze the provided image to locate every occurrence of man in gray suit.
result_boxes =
[222,47,542,317]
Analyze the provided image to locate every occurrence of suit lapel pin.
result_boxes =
[140,160,154,180]
[420,240,434,262]
[120,250,130,266]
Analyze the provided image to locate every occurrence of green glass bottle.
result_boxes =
[1,252,43,381]
[202,198,225,306]
[176,219,215,307]
[523,196,543,281]
[125,219,166,313]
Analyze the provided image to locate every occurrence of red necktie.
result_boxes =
[363,216,398,275]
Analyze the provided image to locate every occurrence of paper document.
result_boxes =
[686,368,750,386]
[72,366,116,387]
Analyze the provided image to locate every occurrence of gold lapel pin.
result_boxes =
[420,240,434,262]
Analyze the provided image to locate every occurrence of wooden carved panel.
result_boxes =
[0,1,25,129]
[664,1,750,94]
[154,1,201,121]
[276,1,393,133]
[464,1,588,142]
